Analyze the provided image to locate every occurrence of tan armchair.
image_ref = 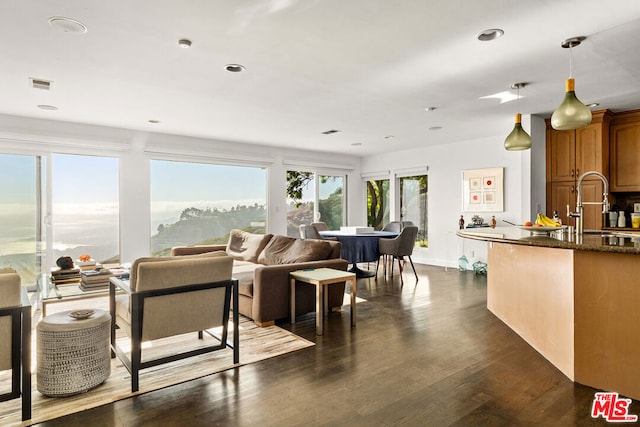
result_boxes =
[0,268,31,421]
[109,252,238,392]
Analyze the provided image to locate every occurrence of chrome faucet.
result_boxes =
[567,171,610,235]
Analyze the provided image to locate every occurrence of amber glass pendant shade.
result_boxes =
[551,79,592,130]
[504,113,532,151]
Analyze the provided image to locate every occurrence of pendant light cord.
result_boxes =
[569,45,573,78]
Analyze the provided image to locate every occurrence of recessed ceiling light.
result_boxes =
[477,28,504,41]
[37,105,58,111]
[425,106,438,112]
[178,39,192,48]
[429,126,443,131]
[148,119,160,124]
[384,135,395,139]
[587,103,600,109]
[351,142,363,146]
[225,64,246,73]
[48,16,88,34]
[321,129,340,135]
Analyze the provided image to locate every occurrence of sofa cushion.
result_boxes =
[231,260,260,297]
[226,229,273,263]
[258,235,333,265]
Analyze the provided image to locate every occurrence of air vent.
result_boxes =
[30,78,52,90]
[321,129,340,135]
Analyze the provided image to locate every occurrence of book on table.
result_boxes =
[51,267,82,284]
[80,266,130,291]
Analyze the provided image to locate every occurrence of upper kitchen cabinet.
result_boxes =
[547,110,612,183]
[546,110,611,229]
[610,109,640,192]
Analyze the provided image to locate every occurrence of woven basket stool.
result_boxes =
[37,309,111,396]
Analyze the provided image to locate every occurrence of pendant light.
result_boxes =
[551,36,592,130]
[504,82,531,151]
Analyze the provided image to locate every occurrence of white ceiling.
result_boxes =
[2,0,640,156]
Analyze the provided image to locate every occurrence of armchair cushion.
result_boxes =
[0,268,21,370]
[116,252,233,341]
[0,268,21,308]
[129,250,227,291]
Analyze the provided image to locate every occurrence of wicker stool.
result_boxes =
[37,309,111,396]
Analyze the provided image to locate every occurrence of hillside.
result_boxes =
[151,204,266,255]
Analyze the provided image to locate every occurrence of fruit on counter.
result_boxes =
[534,212,561,227]
[79,254,92,262]
[523,221,533,226]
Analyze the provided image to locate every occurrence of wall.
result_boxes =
[359,115,545,268]
[0,113,363,263]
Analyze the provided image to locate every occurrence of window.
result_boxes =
[366,178,390,230]
[51,154,120,264]
[286,171,345,237]
[0,154,39,286]
[150,160,267,255]
[399,175,428,247]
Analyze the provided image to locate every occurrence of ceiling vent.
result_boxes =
[30,78,52,90]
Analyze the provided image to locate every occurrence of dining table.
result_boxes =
[319,230,398,277]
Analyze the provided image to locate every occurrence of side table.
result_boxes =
[36,309,111,396]
[290,268,356,335]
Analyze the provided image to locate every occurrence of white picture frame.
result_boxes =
[462,167,504,212]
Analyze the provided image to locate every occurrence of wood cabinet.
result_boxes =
[546,110,611,229]
[610,109,640,192]
[549,180,604,229]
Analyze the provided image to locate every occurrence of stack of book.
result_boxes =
[76,257,98,271]
[80,268,114,291]
[51,267,82,284]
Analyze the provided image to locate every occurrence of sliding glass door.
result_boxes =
[0,154,40,286]
[51,154,120,264]
[399,174,428,247]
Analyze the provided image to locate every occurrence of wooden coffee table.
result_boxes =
[289,268,356,335]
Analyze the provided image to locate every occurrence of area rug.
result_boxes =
[0,314,314,427]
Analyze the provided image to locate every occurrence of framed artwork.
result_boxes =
[462,167,504,212]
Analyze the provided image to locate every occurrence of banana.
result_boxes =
[535,212,561,227]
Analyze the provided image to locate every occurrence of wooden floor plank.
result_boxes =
[33,264,638,426]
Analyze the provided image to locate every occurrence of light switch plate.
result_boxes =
[635,203,640,213]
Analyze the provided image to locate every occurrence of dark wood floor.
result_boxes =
[36,264,637,426]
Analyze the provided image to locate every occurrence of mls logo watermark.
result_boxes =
[591,392,638,422]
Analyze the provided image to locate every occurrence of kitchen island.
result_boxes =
[458,226,640,401]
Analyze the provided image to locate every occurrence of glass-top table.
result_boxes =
[37,267,128,316]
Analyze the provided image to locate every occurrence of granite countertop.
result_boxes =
[457,226,640,255]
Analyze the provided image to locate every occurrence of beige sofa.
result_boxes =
[171,229,349,326]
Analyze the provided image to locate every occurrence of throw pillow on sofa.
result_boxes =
[226,229,273,263]
[257,235,332,265]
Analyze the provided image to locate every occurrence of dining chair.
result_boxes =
[376,226,419,283]
[300,224,337,240]
[311,222,329,232]
[382,221,402,233]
